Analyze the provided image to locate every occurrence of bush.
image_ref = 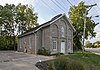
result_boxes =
[54,52,64,57]
[46,57,85,70]
[37,47,51,56]
[0,36,16,50]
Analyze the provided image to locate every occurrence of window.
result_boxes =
[53,41,57,51]
[61,26,65,37]
[68,40,71,52]
[24,38,26,44]
[68,28,72,38]
[19,39,22,48]
[52,24,58,37]
[29,36,32,49]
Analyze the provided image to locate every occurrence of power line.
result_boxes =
[51,0,66,12]
[74,0,77,4]
[94,0,100,9]
[41,0,57,14]
[66,0,74,6]
[61,0,68,6]
[92,0,100,12]
[87,0,100,18]
[86,0,98,12]
[84,0,100,24]
[55,0,67,11]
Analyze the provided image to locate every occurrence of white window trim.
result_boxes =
[53,41,57,51]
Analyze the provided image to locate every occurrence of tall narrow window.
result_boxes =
[29,36,32,49]
[68,28,72,38]
[68,40,72,52]
[52,24,58,37]
[61,26,65,37]
[19,39,22,48]
[53,41,57,51]
[24,38,26,44]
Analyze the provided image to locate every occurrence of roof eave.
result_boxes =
[63,13,76,32]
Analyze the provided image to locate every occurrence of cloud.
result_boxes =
[86,24,100,43]
[89,36,100,43]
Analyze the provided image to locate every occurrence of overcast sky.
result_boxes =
[0,0,100,43]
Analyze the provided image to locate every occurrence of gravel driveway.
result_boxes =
[0,51,54,70]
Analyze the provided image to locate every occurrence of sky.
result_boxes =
[0,0,100,43]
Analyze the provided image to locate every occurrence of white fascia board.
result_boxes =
[33,13,76,33]
[33,14,64,33]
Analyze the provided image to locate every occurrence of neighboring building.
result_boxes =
[18,14,75,54]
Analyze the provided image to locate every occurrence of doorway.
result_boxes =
[61,42,65,53]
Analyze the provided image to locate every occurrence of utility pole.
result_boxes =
[82,12,86,52]
[82,4,97,52]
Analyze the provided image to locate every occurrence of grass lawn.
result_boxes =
[44,52,100,70]
[65,52,100,70]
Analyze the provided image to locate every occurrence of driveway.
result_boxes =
[85,48,100,55]
[0,51,54,70]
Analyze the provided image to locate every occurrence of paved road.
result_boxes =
[85,48,100,55]
[0,51,54,70]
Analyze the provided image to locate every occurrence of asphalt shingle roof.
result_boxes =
[18,14,62,38]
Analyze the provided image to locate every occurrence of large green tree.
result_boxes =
[0,3,38,50]
[16,3,38,34]
[68,1,98,50]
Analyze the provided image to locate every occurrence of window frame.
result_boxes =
[53,41,57,51]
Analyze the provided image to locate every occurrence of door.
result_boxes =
[61,42,65,53]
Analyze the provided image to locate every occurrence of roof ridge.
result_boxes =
[18,14,63,38]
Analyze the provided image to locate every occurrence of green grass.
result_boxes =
[46,52,100,70]
[67,52,100,64]
[65,52,100,70]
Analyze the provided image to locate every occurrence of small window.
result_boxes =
[53,41,57,51]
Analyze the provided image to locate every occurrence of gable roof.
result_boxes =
[18,14,75,38]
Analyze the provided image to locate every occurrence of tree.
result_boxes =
[16,3,38,34]
[15,3,38,50]
[85,41,92,48]
[94,41,100,44]
[93,41,100,48]
[0,3,38,50]
[68,1,98,50]
[0,4,16,50]
[85,41,100,48]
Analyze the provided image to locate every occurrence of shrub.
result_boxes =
[54,52,64,57]
[0,36,16,50]
[46,57,85,70]
[37,47,51,56]
[55,52,61,57]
